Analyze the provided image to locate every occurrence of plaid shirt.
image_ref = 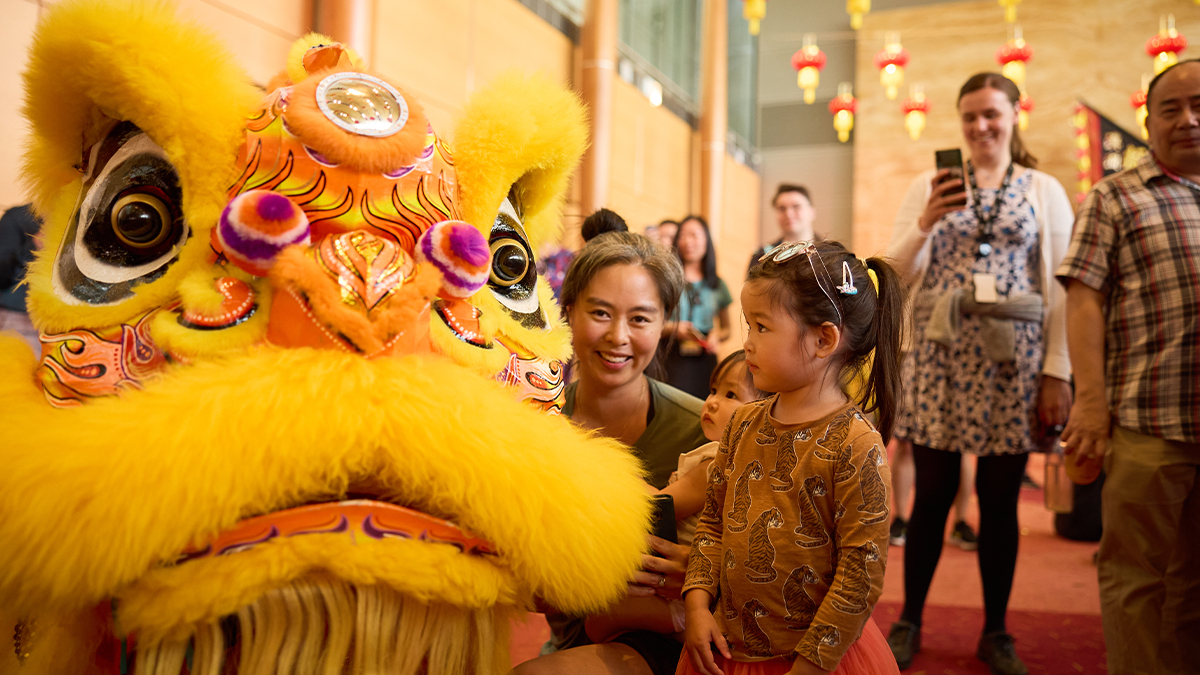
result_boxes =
[1056,153,1200,443]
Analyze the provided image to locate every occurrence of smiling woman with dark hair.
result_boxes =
[521,231,708,675]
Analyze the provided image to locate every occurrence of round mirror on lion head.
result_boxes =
[315,72,409,138]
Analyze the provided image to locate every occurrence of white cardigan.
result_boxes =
[887,168,1073,381]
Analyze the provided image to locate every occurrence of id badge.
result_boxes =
[973,273,999,304]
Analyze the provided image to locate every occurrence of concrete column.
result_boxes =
[700,0,728,239]
[579,0,618,214]
[314,0,375,65]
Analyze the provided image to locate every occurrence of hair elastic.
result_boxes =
[858,257,879,293]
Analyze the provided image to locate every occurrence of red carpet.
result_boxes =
[510,454,1107,673]
[871,602,1106,674]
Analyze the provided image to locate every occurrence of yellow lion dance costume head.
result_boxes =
[0,3,652,674]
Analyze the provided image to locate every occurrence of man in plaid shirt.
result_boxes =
[1057,60,1200,675]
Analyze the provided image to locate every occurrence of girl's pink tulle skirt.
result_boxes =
[675,618,899,675]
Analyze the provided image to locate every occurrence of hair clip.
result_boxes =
[836,260,858,295]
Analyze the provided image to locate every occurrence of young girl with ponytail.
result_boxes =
[681,240,904,675]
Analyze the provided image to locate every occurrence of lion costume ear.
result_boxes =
[452,73,588,255]
[21,2,261,331]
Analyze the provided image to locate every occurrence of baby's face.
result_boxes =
[701,363,755,442]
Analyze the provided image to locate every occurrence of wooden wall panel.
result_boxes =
[851,0,1193,257]
[174,0,305,86]
[607,78,694,235]
[716,155,762,358]
[373,0,574,136]
[0,0,309,212]
[0,0,40,211]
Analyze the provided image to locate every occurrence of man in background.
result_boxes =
[748,183,816,271]
[1057,59,1200,675]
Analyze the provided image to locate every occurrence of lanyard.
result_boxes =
[966,161,1013,258]
[685,283,703,325]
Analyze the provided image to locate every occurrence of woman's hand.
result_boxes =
[1038,375,1073,429]
[787,657,830,675]
[918,169,968,234]
[629,536,689,599]
[684,590,730,675]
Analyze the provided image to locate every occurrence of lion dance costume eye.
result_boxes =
[0,4,653,674]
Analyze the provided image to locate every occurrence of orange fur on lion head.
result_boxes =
[283,68,429,174]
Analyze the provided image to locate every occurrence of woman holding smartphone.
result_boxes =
[885,73,1074,675]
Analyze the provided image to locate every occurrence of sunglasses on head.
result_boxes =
[758,241,844,325]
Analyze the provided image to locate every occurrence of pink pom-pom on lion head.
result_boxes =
[417,220,490,299]
[216,190,311,276]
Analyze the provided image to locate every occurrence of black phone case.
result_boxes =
[935,148,967,200]
[649,494,678,545]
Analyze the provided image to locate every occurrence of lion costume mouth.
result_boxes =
[0,342,650,647]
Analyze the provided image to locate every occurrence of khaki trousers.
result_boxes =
[1099,427,1200,675]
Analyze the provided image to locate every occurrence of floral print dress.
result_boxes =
[897,171,1043,456]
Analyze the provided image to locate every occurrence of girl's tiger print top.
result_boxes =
[683,398,891,671]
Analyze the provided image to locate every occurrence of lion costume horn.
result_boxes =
[0,3,650,674]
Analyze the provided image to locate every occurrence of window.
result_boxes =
[726,0,758,158]
[619,0,702,106]
[542,0,583,26]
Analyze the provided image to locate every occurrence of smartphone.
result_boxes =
[934,149,967,205]
[649,494,678,546]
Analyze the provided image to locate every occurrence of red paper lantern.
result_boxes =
[1147,15,1186,74]
[1131,89,1148,140]
[901,93,930,140]
[792,37,827,105]
[1017,94,1034,130]
[874,38,910,100]
[829,87,857,143]
[996,39,1033,88]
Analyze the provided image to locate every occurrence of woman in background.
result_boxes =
[664,216,732,399]
[885,72,1073,675]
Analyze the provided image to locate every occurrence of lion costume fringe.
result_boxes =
[0,3,653,674]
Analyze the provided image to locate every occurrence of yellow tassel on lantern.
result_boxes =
[905,109,926,140]
[1001,60,1025,88]
[847,0,870,30]
[834,110,854,142]
[743,0,766,36]
[881,64,903,100]
[902,86,929,141]
[998,0,1021,23]
[799,68,820,104]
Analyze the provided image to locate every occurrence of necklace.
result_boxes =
[966,161,1014,258]
[611,379,648,444]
